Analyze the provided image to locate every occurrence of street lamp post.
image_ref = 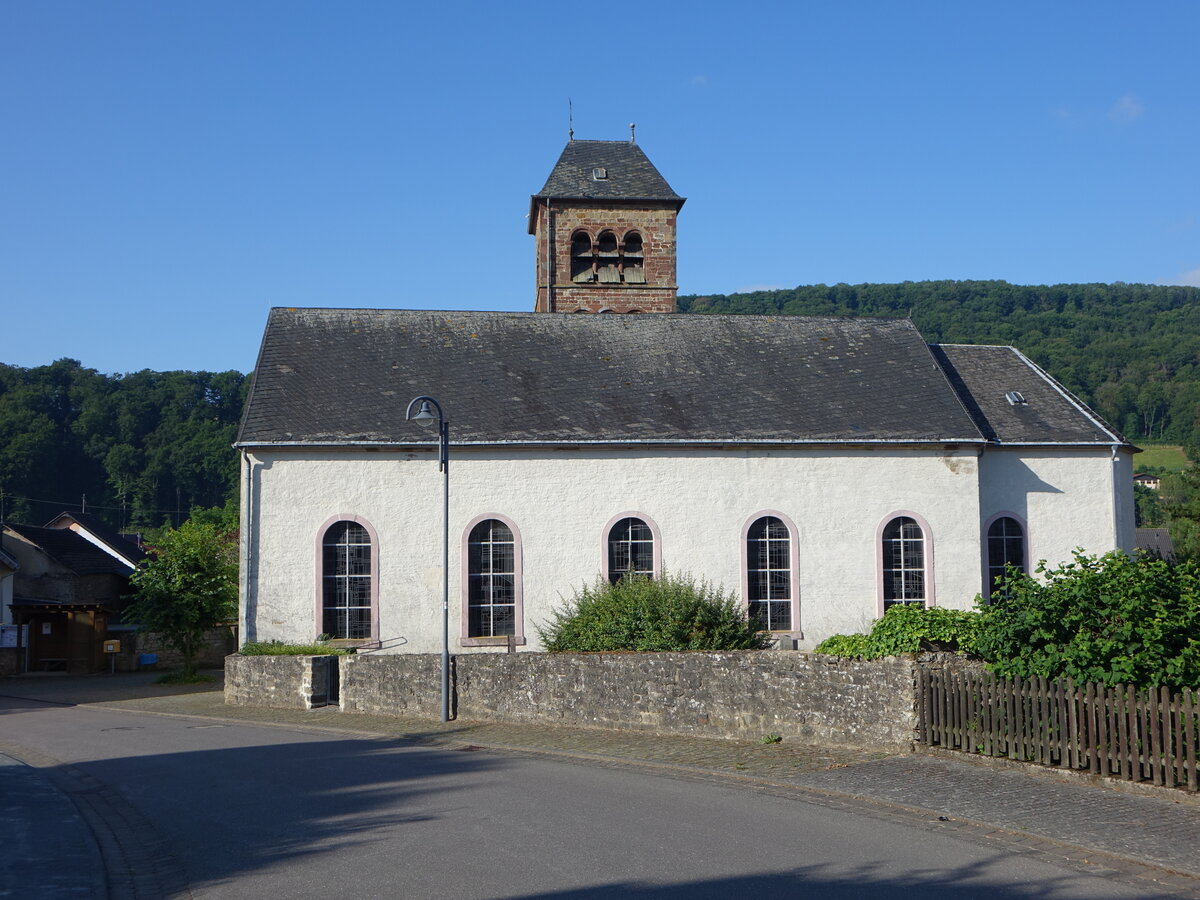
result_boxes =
[405,395,450,723]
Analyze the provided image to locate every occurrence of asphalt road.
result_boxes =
[1,697,1182,899]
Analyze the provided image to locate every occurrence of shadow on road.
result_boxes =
[513,861,1172,899]
[60,732,506,894]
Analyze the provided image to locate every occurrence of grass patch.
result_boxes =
[1136,444,1189,472]
[155,671,216,685]
[240,640,352,656]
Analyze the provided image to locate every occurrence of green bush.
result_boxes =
[814,605,982,659]
[976,551,1200,689]
[240,640,352,656]
[537,572,771,652]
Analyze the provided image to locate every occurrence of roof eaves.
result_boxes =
[235,437,991,451]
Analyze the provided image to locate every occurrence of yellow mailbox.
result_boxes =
[103,640,121,654]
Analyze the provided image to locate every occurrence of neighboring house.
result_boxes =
[1133,472,1161,491]
[44,511,147,570]
[235,138,1136,653]
[1135,527,1176,562]
[2,516,144,673]
[0,542,18,623]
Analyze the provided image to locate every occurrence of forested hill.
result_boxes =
[3,281,1197,532]
[0,360,246,531]
[680,281,1200,449]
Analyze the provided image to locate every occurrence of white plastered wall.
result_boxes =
[240,443,1129,652]
[977,446,1135,590]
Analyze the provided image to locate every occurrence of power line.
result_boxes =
[0,492,209,518]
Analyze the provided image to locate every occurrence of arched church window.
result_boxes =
[322,520,373,639]
[986,516,1025,598]
[746,515,793,631]
[607,516,656,583]
[467,518,517,638]
[881,516,927,610]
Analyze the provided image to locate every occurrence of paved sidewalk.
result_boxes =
[0,751,106,898]
[4,671,1200,898]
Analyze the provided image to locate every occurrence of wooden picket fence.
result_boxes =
[916,667,1199,792]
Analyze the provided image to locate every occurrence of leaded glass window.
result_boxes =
[468,519,516,637]
[986,516,1025,598]
[747,516,792,631]
[608,517,654,583]
[882,516,925,609]
[322,521,372,639]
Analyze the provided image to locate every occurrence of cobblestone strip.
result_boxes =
[0,740,191,900]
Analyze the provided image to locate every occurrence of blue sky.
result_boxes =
[3,1,1197,374]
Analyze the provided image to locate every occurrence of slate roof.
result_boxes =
[533,140,683,204]
[239,309,994,447]
[1135,527,1175,561]
[4,524,137,576]
[928,345,1124,445]
[44,511,147,566]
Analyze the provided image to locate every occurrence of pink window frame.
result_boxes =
[876,511,935,617]
[460,513,526,648]
[601,512,662,583]
[741,510,802,639]
[981,511,1030,598]
[314,514,380,643]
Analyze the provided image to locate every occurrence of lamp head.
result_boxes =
[411,399,437,427]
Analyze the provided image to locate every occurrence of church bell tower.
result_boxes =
[530,132,685,313]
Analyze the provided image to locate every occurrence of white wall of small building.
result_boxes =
[240,444,1131,653]
[978,446,1135,573]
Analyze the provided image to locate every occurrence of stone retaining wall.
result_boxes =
[229,650,924,749]
[224,653,335,710]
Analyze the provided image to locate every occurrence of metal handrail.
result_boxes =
[355,635,408,653]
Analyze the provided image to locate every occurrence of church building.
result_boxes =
[235,137,1135,652]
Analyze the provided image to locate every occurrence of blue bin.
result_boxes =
[138,653,158,669]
